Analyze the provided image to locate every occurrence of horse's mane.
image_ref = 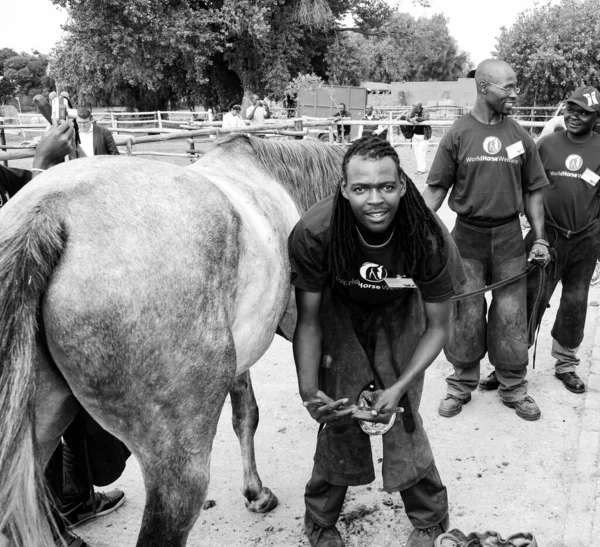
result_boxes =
[207,134,345,213]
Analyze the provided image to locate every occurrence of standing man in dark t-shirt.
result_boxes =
[423,59,551,421]
[526,86,600,394]
[289,137,466,547]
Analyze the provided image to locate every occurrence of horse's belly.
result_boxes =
[231,238,291,376]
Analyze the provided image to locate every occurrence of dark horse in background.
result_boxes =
[0,135,345,546]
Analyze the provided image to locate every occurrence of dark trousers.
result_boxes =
[45,409,130,509]
[526,222,600,350]
[445,217,529,371]
[305,462,448,529]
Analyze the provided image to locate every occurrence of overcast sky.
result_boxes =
[4,0,559,66]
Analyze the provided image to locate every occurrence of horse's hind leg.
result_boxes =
[130,344,238,547]
[230,370,278,513]
[135,391,227,547]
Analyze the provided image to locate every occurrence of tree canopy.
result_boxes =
[0,48,54,109]
[326,12,471,85]
[494,0,600,106]
[47,0,467,110]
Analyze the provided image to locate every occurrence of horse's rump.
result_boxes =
[0,136,345,547]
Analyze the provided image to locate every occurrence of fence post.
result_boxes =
[157,111,163,130]
[111,112,116,130]
[126,137,133,156]
[0,119,6,167]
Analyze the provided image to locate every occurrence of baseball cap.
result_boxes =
[566,86,600,112]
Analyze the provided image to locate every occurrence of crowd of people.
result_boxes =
[2,56,599,547]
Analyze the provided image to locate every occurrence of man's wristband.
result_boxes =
[533,239,550,247]
[31,168,46,173]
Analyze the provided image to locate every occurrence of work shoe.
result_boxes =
[55,530,91,547]
[555,371,585,394]
[502,396,541,421]
[478,371,500,391]
[62,489,125,529]
[406,517,448,547]
[438,393,471,418]
[304,511,345,547]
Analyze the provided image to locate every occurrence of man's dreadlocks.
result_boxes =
[327,136,444,282]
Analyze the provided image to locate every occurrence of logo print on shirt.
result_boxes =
[483,137,502,155]
[359,262,388,283]
[565,154,583,171]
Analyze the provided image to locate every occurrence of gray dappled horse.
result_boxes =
[0,135,344,547]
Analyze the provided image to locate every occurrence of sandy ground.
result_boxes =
[75,281,599,547]
[8,139,599,546]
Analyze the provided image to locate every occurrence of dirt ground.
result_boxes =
[7,139,598,546]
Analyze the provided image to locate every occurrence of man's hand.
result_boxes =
[352,387,402,424]
[33,120,74,171]
[303,391,356,424]
[528,239,551,266]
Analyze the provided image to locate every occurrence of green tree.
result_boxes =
[494,0,600,106]
[0,48,18,104]
[50,0,219,110]
[1,50,54,109]
[335,12,472,84]
[48,0,395,110]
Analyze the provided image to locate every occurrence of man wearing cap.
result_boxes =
[525,86,600,394]
[423,59,550,421]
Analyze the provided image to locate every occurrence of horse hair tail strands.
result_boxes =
[0,196,66,547]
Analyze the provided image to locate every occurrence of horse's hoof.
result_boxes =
[245,487,279,513]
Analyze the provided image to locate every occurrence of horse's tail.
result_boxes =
[0,196,67,547]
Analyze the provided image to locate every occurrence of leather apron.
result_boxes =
[313,285,435,492]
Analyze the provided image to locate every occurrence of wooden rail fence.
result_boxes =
[0,116,551,165]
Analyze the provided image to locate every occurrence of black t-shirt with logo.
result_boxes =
[288,195,466,307]
[0,165,31,209]
[426,113,548,222]
[537,131,600,232]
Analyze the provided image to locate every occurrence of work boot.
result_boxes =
[406,516,449,547]
[478,371,500,391]
[555,371,585,394]
[438,394,471,418]
[62,490,125,528]
[304,511,345,547]
[502,396,541,421]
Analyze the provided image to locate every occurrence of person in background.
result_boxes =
[1,120,73,203]
[408,103,431,175]
[357,105,387,140]
[333,103,352,144]
[526,86,600,394]
[222,102,246,129]
[76,107,120,157]
[423,58,550,422]
[246,94,268,127]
